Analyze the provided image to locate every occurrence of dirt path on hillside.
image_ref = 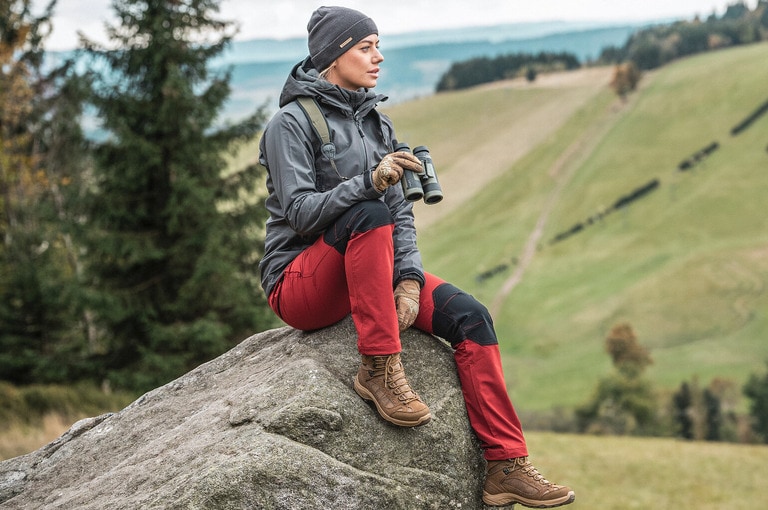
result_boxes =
[411,67,613,230]
[488,99,623,316]
[408,66,624,315]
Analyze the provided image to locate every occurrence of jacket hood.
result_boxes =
[278,57,387,113]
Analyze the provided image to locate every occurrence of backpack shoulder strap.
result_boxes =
[296,97,330,145]
[295,96,338,170]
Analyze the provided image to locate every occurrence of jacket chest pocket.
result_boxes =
[314,158,343,192]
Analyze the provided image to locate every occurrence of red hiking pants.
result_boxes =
[268,201,528,460]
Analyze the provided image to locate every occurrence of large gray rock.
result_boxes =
[0,317,487,509]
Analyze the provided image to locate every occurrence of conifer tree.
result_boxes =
[81,0,273,391]
[672,382,694,439]
[744,362,768,443]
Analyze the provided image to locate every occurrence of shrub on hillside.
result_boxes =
[730,98,768,135]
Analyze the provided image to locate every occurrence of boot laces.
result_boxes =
[516,458,557,487]
[373,355,419,403]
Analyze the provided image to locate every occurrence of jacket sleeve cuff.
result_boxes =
[364,169,385,197]
[394,269,425,288]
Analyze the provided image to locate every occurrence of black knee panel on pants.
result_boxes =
[432,283,497,347]
[323,200,394,255]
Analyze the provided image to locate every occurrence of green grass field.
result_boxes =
[389,42,768,412]
[526,431,768,509]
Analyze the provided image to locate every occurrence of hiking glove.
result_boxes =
[372,151,423,193]
[394,279,421,331]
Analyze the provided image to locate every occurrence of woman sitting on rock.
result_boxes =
[257,6,575,508]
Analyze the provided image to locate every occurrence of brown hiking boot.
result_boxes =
[353,353,431,427]
[483,457,575,508]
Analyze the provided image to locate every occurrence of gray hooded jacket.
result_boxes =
[258,58,425,297]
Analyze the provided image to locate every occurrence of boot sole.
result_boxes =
[482,489,575,508]
[353,375,432,427]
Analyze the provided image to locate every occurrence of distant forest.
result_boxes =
[437,0,768,91]
[436,52,580,91]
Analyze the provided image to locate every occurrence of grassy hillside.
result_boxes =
[387,42,768,412]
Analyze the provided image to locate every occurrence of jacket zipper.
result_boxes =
[353,110,369,176]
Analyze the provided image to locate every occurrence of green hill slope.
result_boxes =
[387,42,768,412]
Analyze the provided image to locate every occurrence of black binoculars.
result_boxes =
[394,142,443,205]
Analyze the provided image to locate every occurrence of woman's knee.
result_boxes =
[431,283,497,347]
[345,200,392,231]
[323,200,393,252]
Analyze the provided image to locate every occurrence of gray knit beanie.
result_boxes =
[307,6,378,71]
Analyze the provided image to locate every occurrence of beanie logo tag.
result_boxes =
[339,37,353,48]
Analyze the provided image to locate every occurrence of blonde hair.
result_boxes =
[319,65,334,81]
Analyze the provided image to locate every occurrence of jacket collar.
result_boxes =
[279,57,387,117]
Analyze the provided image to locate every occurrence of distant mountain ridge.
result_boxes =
[221,20,658,118]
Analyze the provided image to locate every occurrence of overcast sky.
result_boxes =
[45,0,756,51]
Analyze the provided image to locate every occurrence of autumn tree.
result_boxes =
[80,0,274,391]
[609,61,641,101]
[0,0,49,250]
[576,323,657,435]
[605,322,652,378]
[0,0,87,383]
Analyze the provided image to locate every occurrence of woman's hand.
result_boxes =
[394,279,421,331]
[372,151,423,192]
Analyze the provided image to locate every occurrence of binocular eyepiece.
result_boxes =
[394,142,443,205]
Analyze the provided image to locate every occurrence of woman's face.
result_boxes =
[326,34,383,90]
